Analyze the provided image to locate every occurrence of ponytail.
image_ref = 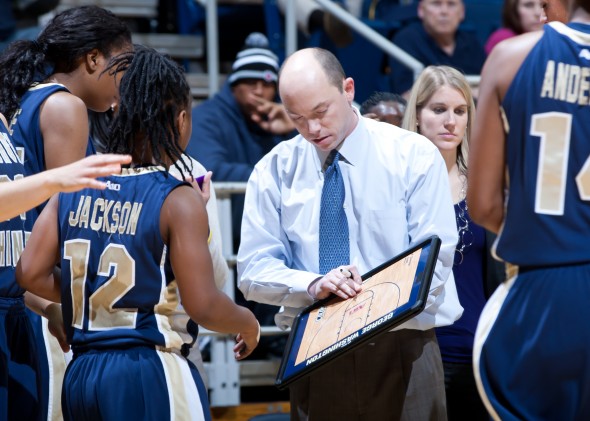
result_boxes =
[0,39,49,119]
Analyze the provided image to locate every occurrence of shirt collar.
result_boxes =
[316,106,363,170]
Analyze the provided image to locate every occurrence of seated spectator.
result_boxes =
[388,0,486,96]
[485,0,543,54]
[360,91,407,126]
[185,32,295,359]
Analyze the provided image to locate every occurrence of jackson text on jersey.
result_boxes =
[68,195,143,235]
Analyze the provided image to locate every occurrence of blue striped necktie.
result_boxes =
[319,150,350,274]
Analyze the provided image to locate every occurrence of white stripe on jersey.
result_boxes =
[472,275,517,421]
[155,245,185,350]
[157,350,205,421]
[550,21,590,46]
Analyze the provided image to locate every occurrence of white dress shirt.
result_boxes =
[238,112,462,330]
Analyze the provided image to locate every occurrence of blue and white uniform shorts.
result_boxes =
[474,262,590,421]
[63,345,211,421]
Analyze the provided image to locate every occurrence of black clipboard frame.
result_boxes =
[275,235,441,390]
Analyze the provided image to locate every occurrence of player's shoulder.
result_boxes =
[39,89,87,128]
[482,29,545,100]
[42,89,85,110]
[163,182,202,212]
[492,29,544,61]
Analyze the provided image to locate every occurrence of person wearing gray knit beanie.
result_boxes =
[228,32,279,86]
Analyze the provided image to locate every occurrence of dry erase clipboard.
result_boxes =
[275,235,441,390]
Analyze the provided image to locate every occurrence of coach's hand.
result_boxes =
[308,265,362,301]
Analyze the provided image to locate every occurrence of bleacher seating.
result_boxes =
[131,32,203,60]
[58,0,159,18]
[186,73,226,101]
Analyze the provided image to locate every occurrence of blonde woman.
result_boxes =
[403,65,505,421]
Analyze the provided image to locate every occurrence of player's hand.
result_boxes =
[183,171,212,204]
[46,154,132,193]
[175,171,213,204]
[308,265,362,301]
[233,320,261,360]
[45,303,70,353]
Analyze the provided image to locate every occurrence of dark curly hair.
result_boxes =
[105,45,192,178]
[0,6,131,120]
[360,91,407,115]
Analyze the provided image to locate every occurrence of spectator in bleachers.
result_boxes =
[388,0,486,96]
[360,91,407,126]
[484,0,543,54]
[185,32,295,359]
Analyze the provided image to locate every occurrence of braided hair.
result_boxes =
[0,6,131,120]
[105,45,192,178]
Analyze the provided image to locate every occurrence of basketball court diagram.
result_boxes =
[295,249,421,365]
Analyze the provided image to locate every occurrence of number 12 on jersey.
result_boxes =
[63,239,137,331]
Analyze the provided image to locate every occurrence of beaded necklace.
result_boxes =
[455,176,474,265]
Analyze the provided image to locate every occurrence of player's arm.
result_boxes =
[161,186,260,360]
[468,32,543,233]
[16,195,61,302]
[466,45,507,233]
[0,154,131,221]
[24,292,69,352]
[40,91,90,169]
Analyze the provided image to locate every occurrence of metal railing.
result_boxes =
[202,0,481,97]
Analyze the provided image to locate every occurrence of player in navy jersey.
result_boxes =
[0,6,132,211]
[0,103,130,420]
[0,7,132,419]
[468,1,590,419]
[16,45,260,421]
